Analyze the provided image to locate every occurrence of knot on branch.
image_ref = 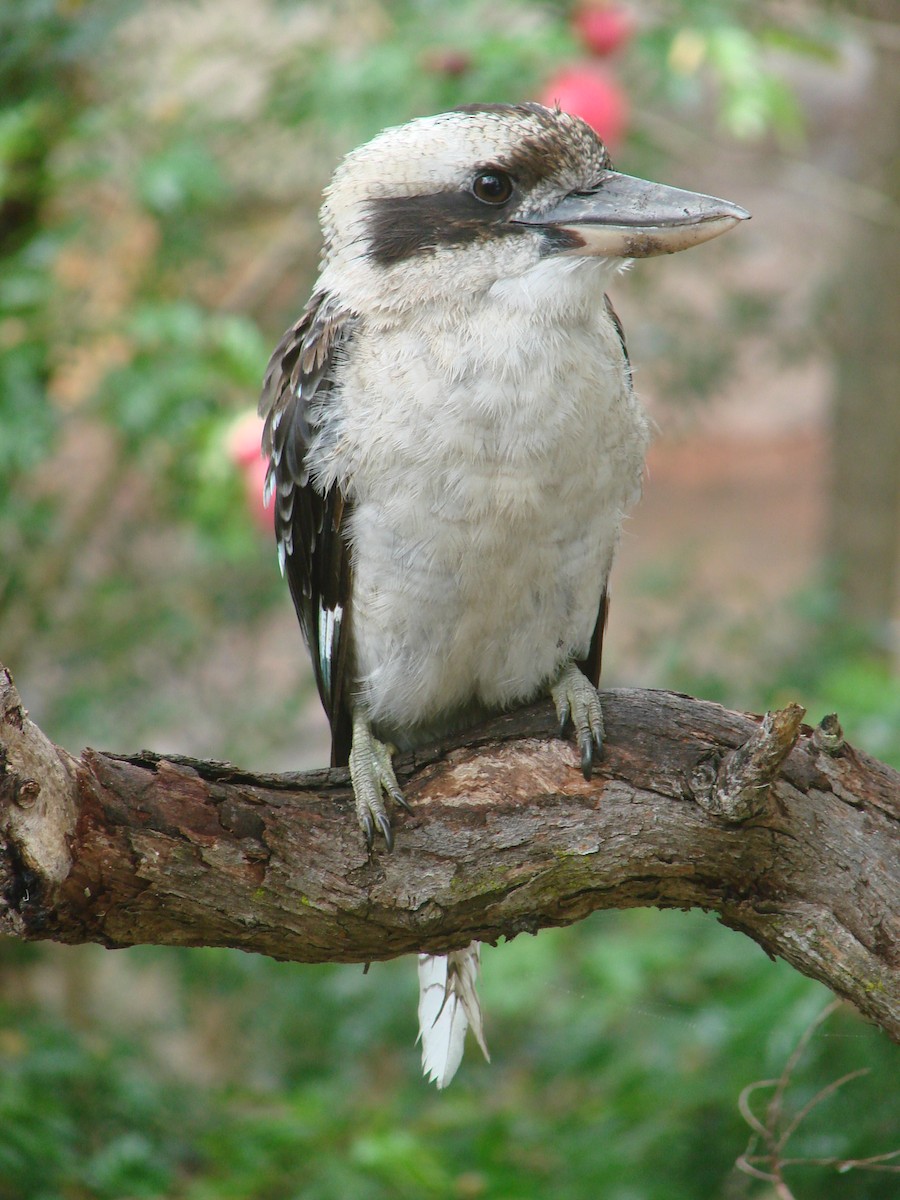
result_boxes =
[690,703,805,823]
[0,773,41,809]
[1,668,77,914]
[812,712,845,755]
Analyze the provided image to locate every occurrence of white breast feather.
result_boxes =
[311,256,648,739]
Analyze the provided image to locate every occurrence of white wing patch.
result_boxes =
[317,603,343,697]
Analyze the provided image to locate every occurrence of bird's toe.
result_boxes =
[550,662,605,779]
[349,714,408,851]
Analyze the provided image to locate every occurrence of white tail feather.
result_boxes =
[417,942,489,1088]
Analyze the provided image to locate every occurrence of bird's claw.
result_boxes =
[376,811,394,852]
[392,789,414,814]
[550,663,605,779]
[349,714,407,851]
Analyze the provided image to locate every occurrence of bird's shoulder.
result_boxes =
[259,291,355,459]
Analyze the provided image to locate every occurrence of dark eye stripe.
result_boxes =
[366,190,518,266]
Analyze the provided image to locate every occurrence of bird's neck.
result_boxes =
[321,253,625,340]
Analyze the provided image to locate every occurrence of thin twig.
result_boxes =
[736,999,900,1194]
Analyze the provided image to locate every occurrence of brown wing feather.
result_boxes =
[577,588,609,688]
[259,293,357,764]
[577,294,631,688]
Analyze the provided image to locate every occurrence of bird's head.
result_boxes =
[317,103,748,319]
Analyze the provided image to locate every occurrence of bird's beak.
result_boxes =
[516,170,749,257]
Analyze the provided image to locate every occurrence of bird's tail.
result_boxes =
[417,942,489,1088]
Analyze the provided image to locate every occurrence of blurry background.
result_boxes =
[1,1,898,1197]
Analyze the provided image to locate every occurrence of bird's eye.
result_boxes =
[472,170,514,205]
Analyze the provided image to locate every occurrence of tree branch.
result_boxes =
[1,663,898,1042]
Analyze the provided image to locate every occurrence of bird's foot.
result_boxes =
[550,662,604,779]
[348,712,411,851]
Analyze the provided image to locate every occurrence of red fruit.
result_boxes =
[573,3,636,57]
[539,65,628,151]
[422,48,471,77]
[227,410,273,532]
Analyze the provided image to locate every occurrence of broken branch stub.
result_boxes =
[692,703,806,822]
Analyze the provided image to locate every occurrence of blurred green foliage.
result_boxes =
[1,3,897,1199]
[0,0,840,753]
[638,565,900,769]
[2,914,897,1200]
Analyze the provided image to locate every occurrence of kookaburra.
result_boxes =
[260,102,748,1087]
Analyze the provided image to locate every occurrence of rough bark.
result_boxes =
[1,663,898,1043]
